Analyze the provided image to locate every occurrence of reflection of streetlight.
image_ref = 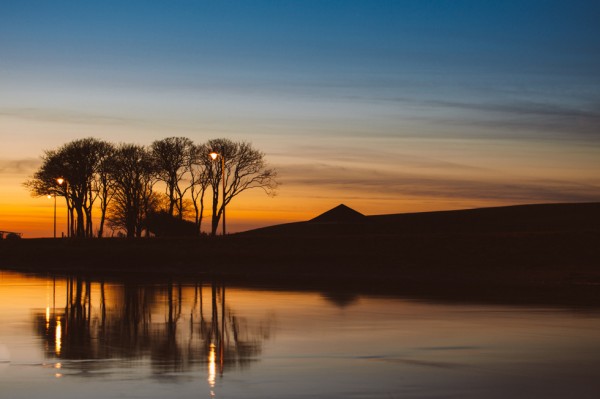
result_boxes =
[55,319,62,356]
[209,152,226,235]
[208,343,216,388]
[56,178,68,238]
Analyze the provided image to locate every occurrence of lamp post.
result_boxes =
[48,194,57,238]
[209,151,226,235]
[56,178,68,238]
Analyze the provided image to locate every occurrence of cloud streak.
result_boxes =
[406,98,600,139]
[274,143,492,173]
[0,158,40,174]
[277,163,600,204]
[0,108,136,127]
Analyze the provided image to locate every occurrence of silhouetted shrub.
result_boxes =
[145,211,197,237]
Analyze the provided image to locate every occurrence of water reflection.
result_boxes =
[54,319,62,356]
[2,270,598,398]
[33,276,273,382]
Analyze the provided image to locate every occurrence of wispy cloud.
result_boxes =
[0,158,40,174]
[0,107,134,126]
[426,99,600,120]
[274,144,490,173]
[277,163,600,203]
[413,99,600,138]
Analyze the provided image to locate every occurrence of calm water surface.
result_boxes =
[1,270,599,398]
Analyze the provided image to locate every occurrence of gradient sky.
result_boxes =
[1,0,599,237]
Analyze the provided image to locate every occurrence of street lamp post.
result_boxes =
[56,178,68,238]
[209,152,226,235]
[48,194,57,238]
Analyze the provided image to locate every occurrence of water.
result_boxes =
[1,271,599,398]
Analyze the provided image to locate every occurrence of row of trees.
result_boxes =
[25,137,278,238]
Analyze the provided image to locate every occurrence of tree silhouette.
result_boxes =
[188,143,211,235]
[205,139,278,236]
[107,144,158,238]
[150,137,194,219]
[24,138,113,237]
[92,141,116,238]
[25,136,278,237]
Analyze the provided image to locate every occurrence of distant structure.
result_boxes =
[309,204,366,223]
[0,230,22,240]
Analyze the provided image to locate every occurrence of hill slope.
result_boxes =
[243,202,600,236]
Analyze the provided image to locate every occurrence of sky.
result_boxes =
[1,0,599,237]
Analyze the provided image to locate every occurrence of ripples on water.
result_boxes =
[1,270,600,398]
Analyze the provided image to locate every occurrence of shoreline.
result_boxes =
[2,230,599,307]
[2,202,599,306]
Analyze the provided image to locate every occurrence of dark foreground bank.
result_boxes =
[1,230,599,306]
[1,202,599,305]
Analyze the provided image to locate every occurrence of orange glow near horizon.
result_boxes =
[2,176,597,238]
[2,135,600,238]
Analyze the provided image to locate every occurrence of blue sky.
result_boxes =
[1,0,600,235]
[2,0,598,139]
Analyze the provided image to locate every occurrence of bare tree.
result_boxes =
[24,148,71,233]
[93,141,116,237]
[205,138,278,236]
[107,144,157,238]
[188,144,211,235]
[81,139,117,237]
[150,137,194,219]
[24,138,112,238]
[26,136,278,238]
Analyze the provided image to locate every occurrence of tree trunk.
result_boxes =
[69,207,75,237]
[198,193,205,235]
[211,190,219,236]
[126,204,136,238]
[168,182,176,217]
[75,206,85,238]
[98,207,106,238]
[178,196,184,220]
[85,206,93,238]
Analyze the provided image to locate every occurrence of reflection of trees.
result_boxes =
[33,276,273,378]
